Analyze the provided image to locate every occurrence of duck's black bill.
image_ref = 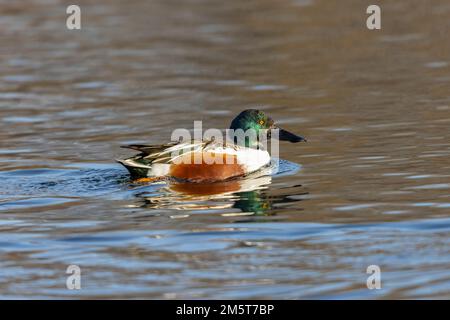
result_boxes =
[278,128,307,143]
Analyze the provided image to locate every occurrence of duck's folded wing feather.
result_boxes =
[120,139,220,165]
[120,141,179,155]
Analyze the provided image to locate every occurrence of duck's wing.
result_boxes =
[118,140,220,177]
[144,140,216,163]
[120,141,180,156]
[121,138,239,159]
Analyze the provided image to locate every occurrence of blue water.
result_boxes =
[1,0,450,299]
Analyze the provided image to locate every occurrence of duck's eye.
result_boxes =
[259,120,265,126]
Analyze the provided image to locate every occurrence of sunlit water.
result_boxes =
[0,0,450,298]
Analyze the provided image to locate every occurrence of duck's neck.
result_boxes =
[229,136,265,149]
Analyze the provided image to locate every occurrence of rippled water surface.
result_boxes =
[1,0,450,298]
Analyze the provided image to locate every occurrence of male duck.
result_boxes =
[118,109,306,183]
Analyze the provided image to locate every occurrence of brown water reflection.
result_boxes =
[0,0,450,298]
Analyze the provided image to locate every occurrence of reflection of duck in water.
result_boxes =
[135,165,307,215]
[232,190,271,215]
[118,109,306,183]
[138,168,273,211]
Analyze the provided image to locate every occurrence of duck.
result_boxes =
[117,109,306,183]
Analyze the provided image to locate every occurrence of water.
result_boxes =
[0,0,450,299]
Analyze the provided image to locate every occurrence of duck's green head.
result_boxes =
[229,109,306,147]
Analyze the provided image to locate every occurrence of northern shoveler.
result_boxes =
[118,109,306,183]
